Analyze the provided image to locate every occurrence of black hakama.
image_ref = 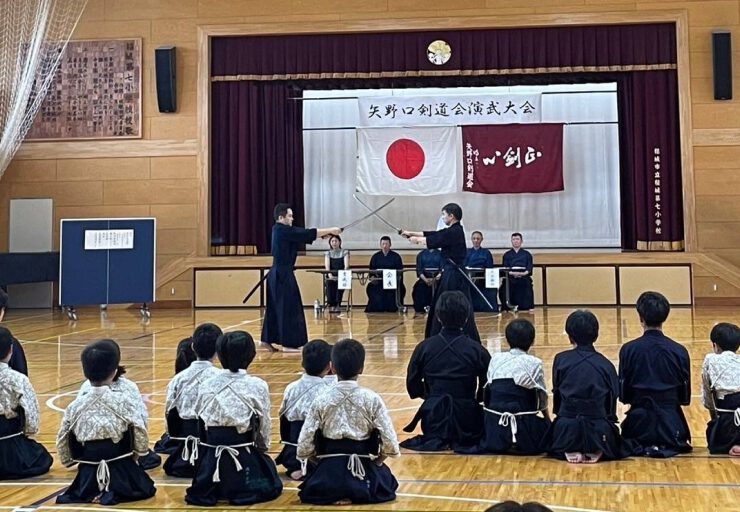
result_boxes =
[411,279,434,313]
[465,248,499,313]
[153,432,179,455]
[0,414,52,480]
[298,433,398,505]
[500,249,534,311]
[401,380,483,451]
[706,392,740,454]
[461,379,550,455]
[401,329,489,451]
[162,411,200,478]
[422,223,480,342]
[365,251,405,313]
[275,416,309,475]
[548,397,636,461]
[548,346,636,461]
[137,449,161,470]
[9,337,27,376]
[619,330,692,458]
[185,426,282,506]
[412,249,442,313]
[620,389,691,458]
[261,224,318,349]
[56,431,156,505]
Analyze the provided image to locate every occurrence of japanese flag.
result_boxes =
[356,127,460,195]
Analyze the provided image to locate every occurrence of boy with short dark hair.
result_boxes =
[466,318,550,455]
[185,331,282,506]
[276,339,333,479]
[619,291,692,457]
[297,338,399,505]
[56,339,156,505]
[163,323,222,476]
[549,310,636,463]
[702,322,740,456]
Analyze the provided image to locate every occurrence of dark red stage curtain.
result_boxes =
[211,24,676,77]
[210,81,304,254]
[617,71,683,250]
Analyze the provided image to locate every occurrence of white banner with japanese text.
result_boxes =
[358,94,542,127]
[84,229,134,250]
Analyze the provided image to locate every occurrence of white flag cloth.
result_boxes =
[356,127,460,196]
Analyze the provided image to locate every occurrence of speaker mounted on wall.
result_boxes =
[155,46,177,112]
[712,31,732,100]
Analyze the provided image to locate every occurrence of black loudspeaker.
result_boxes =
[155,46,177,112]
[712,31,732,100]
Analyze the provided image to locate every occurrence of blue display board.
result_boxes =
[59,218,156,306]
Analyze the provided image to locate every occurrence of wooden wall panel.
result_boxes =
[533,267,544,307]
[619,266,692,305]
[546,267,617,305]
[295,269,325,306]
[194,269,262,306]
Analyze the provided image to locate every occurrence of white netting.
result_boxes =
[0,0,88,179]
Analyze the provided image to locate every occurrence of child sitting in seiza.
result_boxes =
[619,291,692,458]
[185,330,282,506]
[76,340,160,470]
[163,323,222,477]
[0,326,52,479]
[297,338,400,506]
[548,310,637,463]
[402,291,490,451]
[153,335,198,455]
[702,322,740,456]
[461,318,550,455]
[56,339,156,505]
[275,339,333,480]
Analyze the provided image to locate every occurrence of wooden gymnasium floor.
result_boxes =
[2,305,740,512]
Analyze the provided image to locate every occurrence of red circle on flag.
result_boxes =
[386,139,425,180]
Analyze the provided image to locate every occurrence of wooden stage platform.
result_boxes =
[1,304,739,511]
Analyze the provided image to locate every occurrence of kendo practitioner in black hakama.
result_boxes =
[619,291,692,458]
[500,232,534,312]
[261,203,342,351]
[402,203,480,343]
[549,310,638,463]
[401,291,490,451]
[365,236,405,313]
[411,248,442,314]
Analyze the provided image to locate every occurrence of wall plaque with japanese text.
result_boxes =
[26,39,142,140]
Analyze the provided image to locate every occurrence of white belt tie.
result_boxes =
[74,451,134,492]
[315,452,377,480]
[484,407,543,444]
[200,442,254,483]
[181,435,200,465]
[715,406,740,427]
[0,431,23,441]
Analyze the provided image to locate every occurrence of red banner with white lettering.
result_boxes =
[461,124,564,194]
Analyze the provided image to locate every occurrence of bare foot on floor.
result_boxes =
[282,347,301,353]
[260,342,278,352]
[289,469,304,480]
[730,445,740,457]
[565,452,584,464]
[584,451,603,464]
